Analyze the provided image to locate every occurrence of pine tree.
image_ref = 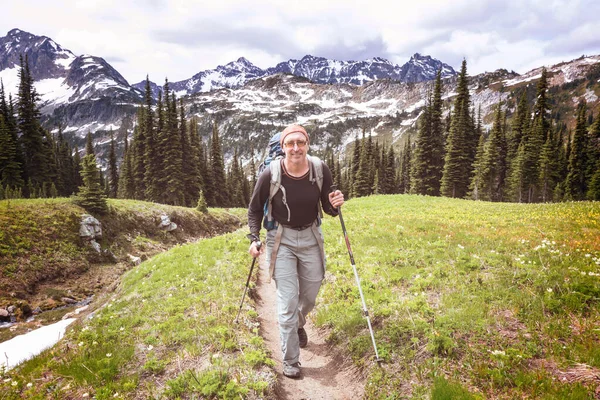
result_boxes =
[350,134,362,194]
[158,89,185,205]
[85,131,95,156]
[353,134,372,197]
[0,114,24,189]
[196,189,208,213]
[187,117,203,206]
[587,116,600,200]
[17,55,51,195]
[117,136,135,199]
[399,137,412,194]
[107,130,119,198]
[75,154,108,214]
[144,77,161,202]
[411,96,432,194]
[469,132,486,200]
[565,101,589,200]
[209,121,227,206]
[479,104,507,201]
[132,108,147,200]
[441,60,474,198]
[538,125,560,202]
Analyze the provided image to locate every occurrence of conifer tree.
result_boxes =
[75,154,107,214]
[144,78,161,202]
[587,116,600,200]
[196,189,208,213]
[117,136,135,199]
[469,132,486,200]
[158,89,185,206]
[0,114,24,189]
[384,145,397,194]
[350,134,362,194]
[108,130,119,198]
[479,104,507,201]
[353,134,372,197]
[187,117,203,205]
[399,137,412,194]
[85,131,95,156]
[132,108,146,200]
[17,55,52,195]
[441,60,474,198]
[179,100,199,206]
[411,96,432,195]
[209,121,227,206]
[538,125,560,202]
[565,101,589,200]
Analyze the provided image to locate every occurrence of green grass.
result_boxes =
[0,228,275,399]
[0,197,245,311]
[2,194,599,398]
[316,195,600,399]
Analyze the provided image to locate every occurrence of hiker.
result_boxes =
[247,124,344,378]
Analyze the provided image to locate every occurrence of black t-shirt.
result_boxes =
[247,158,337,234]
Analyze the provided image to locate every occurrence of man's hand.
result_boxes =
[329,190,345,209]
[249,241,263,258]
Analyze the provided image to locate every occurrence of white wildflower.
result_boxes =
[490,350,505,356]
[26,382,32,388]
[106,353,112,357]
[547,288,553,293]
[458,244,464,249]
[78,341,84,347]
[148,345,154,351]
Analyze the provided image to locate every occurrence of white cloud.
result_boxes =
[1,0,600,84]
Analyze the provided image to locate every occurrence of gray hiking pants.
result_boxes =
[266,223,325,366]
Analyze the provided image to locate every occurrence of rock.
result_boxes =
[90,239,102,254]
[7,305,16,313]
[80,214,102,240]
[159,215,177,232]
[129,254,142,266]
[0,309,9,321]
[61,297,77,304]
[32,307,42,315]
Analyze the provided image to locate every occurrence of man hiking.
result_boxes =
[247,124,345,378]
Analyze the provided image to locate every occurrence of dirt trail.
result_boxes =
[255,256,365,400]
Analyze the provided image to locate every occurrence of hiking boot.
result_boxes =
[283,362,301,378]
[298,327,308,348]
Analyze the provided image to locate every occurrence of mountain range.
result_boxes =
[1,27,599,166]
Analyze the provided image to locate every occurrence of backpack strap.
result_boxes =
[308,155,324,220]
[267,159,290,224]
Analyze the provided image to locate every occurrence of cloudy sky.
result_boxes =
[2,0,600,84]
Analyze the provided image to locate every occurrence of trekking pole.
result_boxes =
[234,238,262,324]
[331,186,383,365]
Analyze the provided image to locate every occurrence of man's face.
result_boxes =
[282,132,309,161]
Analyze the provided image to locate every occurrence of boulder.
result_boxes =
[80,214,102,240]
[159,215,177,232]
[0,309,9,321]
[129,254,142,266]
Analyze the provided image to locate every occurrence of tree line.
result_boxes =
[330,61,600,202]
[0,57,250,212]
[2,56,599,209]
[115,77,251,209]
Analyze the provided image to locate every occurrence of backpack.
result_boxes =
[263,155,324,230]
[258,133,285,176]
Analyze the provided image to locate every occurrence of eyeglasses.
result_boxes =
[283,140,307,149]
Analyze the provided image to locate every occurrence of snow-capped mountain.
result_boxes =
[2,27,599,167]
[134,53,456,98]
[0,28,143,138]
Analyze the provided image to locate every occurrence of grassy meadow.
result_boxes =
[1,194,599,399]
